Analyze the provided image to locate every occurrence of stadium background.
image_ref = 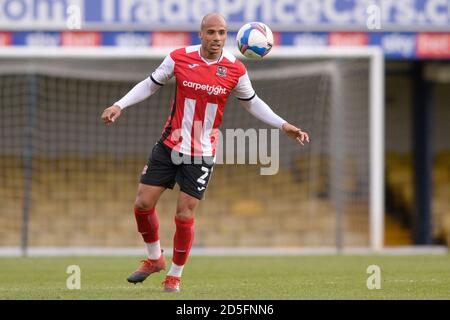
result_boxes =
[0,0,449,255]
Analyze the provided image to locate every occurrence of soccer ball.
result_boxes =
[236,22,274,60]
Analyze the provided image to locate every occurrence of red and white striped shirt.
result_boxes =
[115,45,287,157]
[151,45,255,157]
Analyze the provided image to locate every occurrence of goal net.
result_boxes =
[0,47,384,254]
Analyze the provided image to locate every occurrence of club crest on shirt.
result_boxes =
[216,66,227,77]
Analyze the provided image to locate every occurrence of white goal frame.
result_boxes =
[0,46,384,253]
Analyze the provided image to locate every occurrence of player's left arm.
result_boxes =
[239,96,309,145]
[234,72,310,146]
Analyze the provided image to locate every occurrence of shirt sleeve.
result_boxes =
[238,95,287,129]
[114,54,175,109]
[150,54,175,86]
[114,77,158,109]
[233,71,256,101]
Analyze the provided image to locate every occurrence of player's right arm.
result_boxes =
[101,54,175,125]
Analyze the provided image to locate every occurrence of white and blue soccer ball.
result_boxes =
[236,22,274,60]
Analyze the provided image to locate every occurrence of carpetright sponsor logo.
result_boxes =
[183,81,226,96]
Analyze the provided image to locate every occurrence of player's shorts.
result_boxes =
[140,142,214,200]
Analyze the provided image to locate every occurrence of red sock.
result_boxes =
[134,207,159,243]
[173,217,195,266]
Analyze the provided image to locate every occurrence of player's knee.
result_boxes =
[175,205,195,221]
[134,199,154,211]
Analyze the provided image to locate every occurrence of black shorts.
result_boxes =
[140,142,215,200]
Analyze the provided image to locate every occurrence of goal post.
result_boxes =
[0,46,384,253]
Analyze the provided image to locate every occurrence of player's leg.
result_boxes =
[134,183,166,259]
[127,142,178,284]
[162,158,214,292]
[163,191,199,292]
[127,184,168,284]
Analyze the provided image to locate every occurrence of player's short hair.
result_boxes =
[200,13,227,30]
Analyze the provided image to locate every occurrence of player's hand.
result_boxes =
[101,105,122,125]
[281,122,310,146]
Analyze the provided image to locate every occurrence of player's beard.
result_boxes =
[210,42,222,52]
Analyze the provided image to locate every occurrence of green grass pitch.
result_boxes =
[0,255,449,299]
